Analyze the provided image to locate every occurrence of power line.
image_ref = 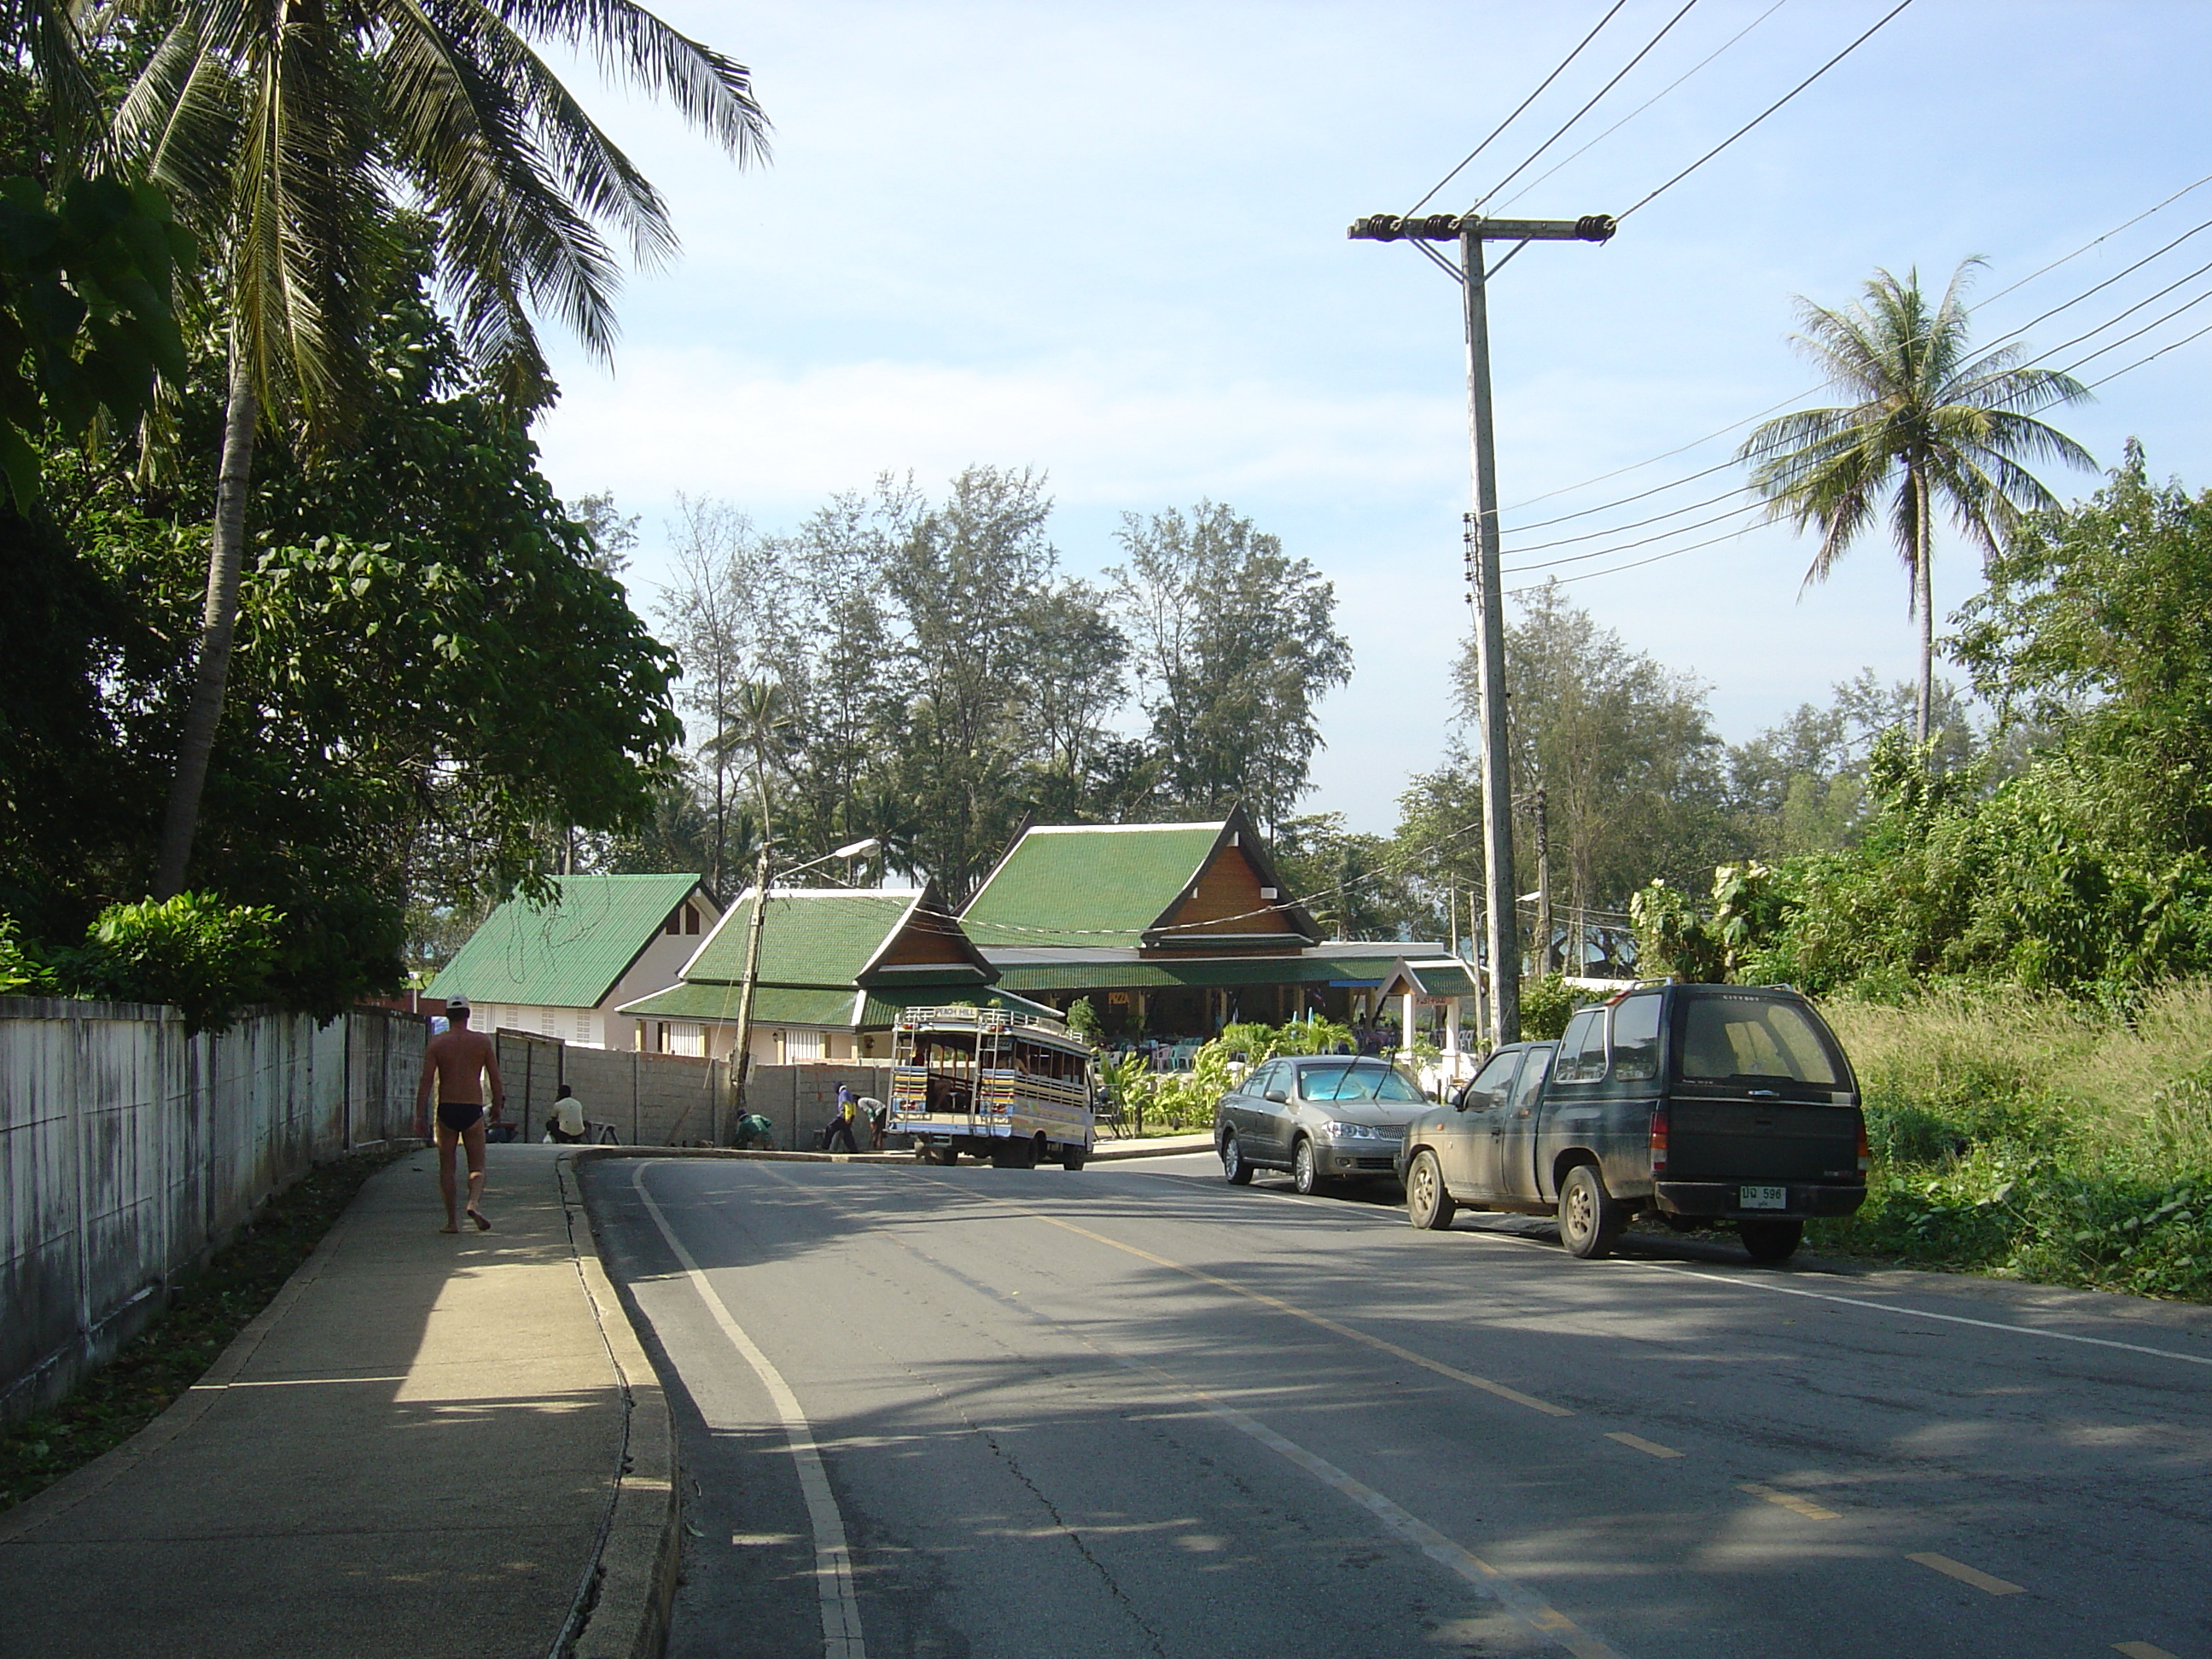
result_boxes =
[1979,212,2212,346]
[1406,0,1629,216]
[1494,0,1794,214]
[2032,256,2212,364]
[2085,316,2212,387]
[1615,0,1917,220]
[1507,521,1760,593]
[1504,498,1761,570]
[1470,0,1706,212]
[1504,454,1749,533]
[2057,283,2212,375]
[1503,479,1751,550]
[1976,169,2212,308]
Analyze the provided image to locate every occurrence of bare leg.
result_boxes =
[436,1120,461,1231]
[463,1120,491,1228]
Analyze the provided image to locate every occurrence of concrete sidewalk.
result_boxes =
[0,1145,673,1659]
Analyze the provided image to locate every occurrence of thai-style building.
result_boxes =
[428,873,719,1050]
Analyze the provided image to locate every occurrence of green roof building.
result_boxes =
[428,873,719,1050]
[615,885,1058,1066]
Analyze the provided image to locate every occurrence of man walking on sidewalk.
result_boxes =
[416,996,506,1232]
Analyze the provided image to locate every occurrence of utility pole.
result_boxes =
[1348,211,1614,1044]
[1534,785,1552,980]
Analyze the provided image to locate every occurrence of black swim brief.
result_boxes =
[437,1102,486,1134]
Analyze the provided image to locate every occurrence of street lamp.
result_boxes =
[727,836,881,1137]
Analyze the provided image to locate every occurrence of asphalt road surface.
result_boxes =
[582,1151,2212,1659]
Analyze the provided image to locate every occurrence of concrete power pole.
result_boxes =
[1348,211,1614,1044]
[1534,785,1552,980]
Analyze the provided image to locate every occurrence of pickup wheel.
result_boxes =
[1406,1150,1456,1231]
[1291,1137,1328,1197]
[1739,1219,1804,1264]
[1557,1162,1622,1260]
[1220,1131,1254,1185]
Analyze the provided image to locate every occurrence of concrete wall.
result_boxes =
[0,998,427,1424]
[741,1064,896,1154]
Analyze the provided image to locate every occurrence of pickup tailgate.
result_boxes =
[1671,1099,1860,1183]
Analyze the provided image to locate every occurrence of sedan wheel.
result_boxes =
[1292,1137,1326,1197]
[1220,1131,1254,1185]
[1406,1150,1455,1231]
[1557,1162,1621,1260]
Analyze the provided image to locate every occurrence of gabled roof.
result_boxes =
[960,807,1320,951]
[428,874,707,1010]
[670,883,992,991]
[1379,958,1481,1000]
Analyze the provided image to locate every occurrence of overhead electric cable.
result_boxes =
[2084,317,2212,388]
[1407,0,1630,215]
[1493,0,1792,213]
[2030,257,2212,363]
[1504,455,1749,533]
[1470,0,1706,212]
[1503,498,1761,567]
[2056,284,2212,374]
[1615,0,1917,220]
[1977,213,2212,346]
[1506,523,1759,592]
[1976,170,2212,309]
[1503,480,1753,549]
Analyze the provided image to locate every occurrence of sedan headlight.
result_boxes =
[1318,1120,1394,1142]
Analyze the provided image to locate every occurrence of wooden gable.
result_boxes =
[859,886,994,981]
[1141,811,1321,955]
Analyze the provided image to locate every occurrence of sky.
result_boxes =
[527,0,2212,835]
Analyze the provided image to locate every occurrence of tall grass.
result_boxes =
[1810,981,2212,1300]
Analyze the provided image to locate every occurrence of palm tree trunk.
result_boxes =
[1913,466,1934,748]
[154,338,259,899]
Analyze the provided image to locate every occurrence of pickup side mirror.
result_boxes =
[1264,1087,1289,1103]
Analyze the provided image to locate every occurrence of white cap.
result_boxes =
[445,994,470,1012]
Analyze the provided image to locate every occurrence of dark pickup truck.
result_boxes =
[1395,982,1867,1262]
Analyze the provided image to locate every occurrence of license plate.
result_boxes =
[1739,1185,1788,1209]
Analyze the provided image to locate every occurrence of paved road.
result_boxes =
[583,1152,2212,1659]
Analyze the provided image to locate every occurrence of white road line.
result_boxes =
[631,1162,867,1659]
[1130,1166,2212,1374]
[765,1164,1634,1659]
[1622,1260,2212,1370]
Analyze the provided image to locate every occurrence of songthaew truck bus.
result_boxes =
[891,1005,1098,1169]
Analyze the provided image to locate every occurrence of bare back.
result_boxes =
[422,1026,502,1108]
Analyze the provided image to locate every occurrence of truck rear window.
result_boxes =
[1674,996,1841,1086]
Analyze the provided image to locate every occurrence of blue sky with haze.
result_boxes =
[532,1,2212,834]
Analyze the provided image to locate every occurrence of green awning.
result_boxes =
[616,981,859,1026]
[990,953,1403,993]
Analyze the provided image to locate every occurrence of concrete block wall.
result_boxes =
[0,999,419,1425]
[562,1046,726,1147]
[741,1064,896,1153]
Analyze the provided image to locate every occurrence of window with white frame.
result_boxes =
[784,1028,824,1062]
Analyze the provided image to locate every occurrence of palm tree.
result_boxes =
[115,0,770,897]
[1738,260,2093,746]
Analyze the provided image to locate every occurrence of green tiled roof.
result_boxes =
[429,874,702,1010]
[962,824,1225,947]
[617,981,1060,1029]
[1386,959,1479,998]
[991,952,1406,993]
[682,891,929,986]
[620,982,859,1025]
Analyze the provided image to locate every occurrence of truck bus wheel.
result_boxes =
[1739,1219,1804,1264]
[1220,1131,1254,1185]
[1061,1143,1086,1171]
[1406,1150,1456,1231]
[1557,1163,1622,1260]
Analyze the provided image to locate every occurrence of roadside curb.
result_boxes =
[1090,1134,1215,1161]
[567,1139,1218,1167]
[554,1155,682,1659]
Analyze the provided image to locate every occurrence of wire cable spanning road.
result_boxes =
[585,1153,2212,1659]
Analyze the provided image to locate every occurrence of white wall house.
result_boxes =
[430,874,721,1051]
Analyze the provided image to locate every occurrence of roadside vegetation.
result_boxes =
[0,1148,402,1513]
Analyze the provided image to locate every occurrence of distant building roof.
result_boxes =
[428,873,707,1010]
[961,807,1320,952]
[1379,958,1481,1001]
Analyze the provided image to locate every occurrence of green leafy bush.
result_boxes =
[53,894,281,1033]
[0,916,52,994]
[1518,973,1578,1041]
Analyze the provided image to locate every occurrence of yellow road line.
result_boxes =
[1606,1432,1684,1458]
[1739,1482,1840,1520]
[1016,1206,1575,1417]
[2112,1644,2180,1659]
[1906,1552,2024,1596]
